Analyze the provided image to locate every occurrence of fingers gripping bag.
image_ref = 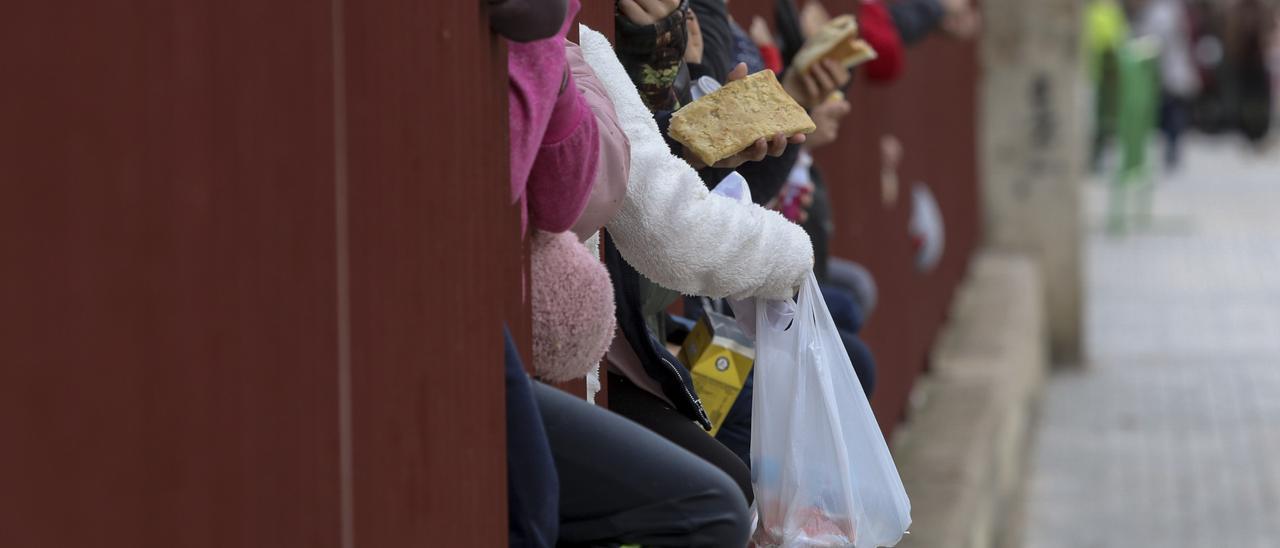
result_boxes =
[751,273,910,547]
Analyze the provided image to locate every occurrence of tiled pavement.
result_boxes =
[1023,137,1280,548]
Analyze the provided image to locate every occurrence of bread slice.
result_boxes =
[668,70,816,166]
[790,15,878,74]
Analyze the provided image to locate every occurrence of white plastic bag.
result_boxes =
[751,273,911,547]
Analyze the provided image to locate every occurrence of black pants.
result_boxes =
[532,381,750,547]
[506,330,558,547]
[1159,94,1190,169]
[607,374,755,506]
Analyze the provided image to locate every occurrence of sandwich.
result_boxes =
[790,15,877,74]
[669,70,817,167]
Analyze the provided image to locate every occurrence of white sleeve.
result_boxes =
[579,25,814,300]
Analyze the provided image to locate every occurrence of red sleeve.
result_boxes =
[857,0,904,84]
[758,44,784,75]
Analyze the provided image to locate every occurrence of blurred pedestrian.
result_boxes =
[1136,0,1201,169]
[1085,0,1131,172]
[1225,0,1275,144]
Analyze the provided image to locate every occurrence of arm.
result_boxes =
[580,24,813,300]
[508,0,599,233]
[508,0,579,194]
[525,67,601,233]
[859,0,905,82]
[566,41,632,241]
[615,0,690,112]
[748,15,785,73]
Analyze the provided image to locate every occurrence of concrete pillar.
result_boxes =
[979,0,1086,362]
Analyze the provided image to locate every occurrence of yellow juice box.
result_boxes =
[679,309,755,436]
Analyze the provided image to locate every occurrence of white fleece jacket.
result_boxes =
[579,25,814,300]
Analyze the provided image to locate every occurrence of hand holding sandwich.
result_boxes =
[799,0,832,40]
[783,13,873,108]
[682,63,808,169]
[749,15,776,47]
[685,132,799,169]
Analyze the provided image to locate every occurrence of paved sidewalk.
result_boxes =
[1023,138,1280,548]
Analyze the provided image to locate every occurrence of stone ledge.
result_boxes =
[893,249,1048,548]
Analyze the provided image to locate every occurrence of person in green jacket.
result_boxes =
[1085,0,1131,172]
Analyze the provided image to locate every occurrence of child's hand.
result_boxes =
[749,15,775,47]
[880,135,902,206]
[799,0,831,39]
[940,0,969,16]
[881,134,903,169]
[783,58,851,110]
[618,0,682,26]
[942,7,981,39]
[806,96,852,149]
[687,133,806,169]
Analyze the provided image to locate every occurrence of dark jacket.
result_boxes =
[775,0,805,70]
[604,231,713,429]
[888,0,947,46]
[689,0,736,82]
[736,145,801,206]
[504,327,558,547]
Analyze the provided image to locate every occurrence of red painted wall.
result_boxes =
[343,1,511,546]
[1,2,979,544]
[1,1,512,545]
